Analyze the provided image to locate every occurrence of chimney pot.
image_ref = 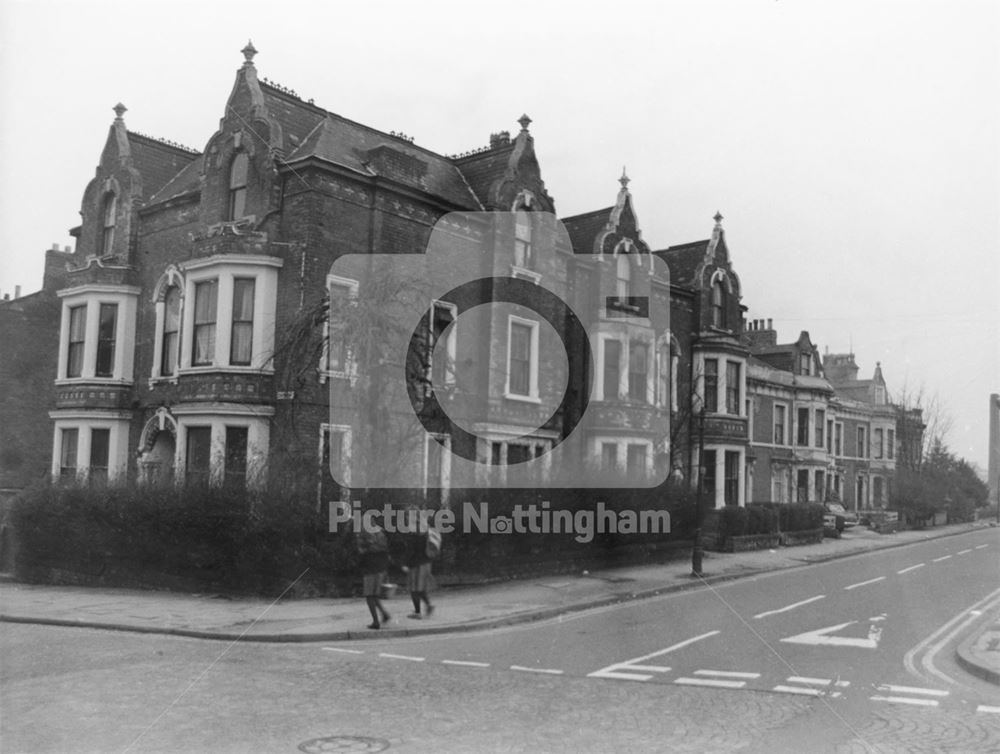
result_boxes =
[64,245,71,252]
[14,285,21,298]
[3,294,8,301]
[51,243,59,250]
[767,318,773,330]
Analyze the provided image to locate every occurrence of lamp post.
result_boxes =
[692,406,706,577]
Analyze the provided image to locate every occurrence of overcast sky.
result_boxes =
[1,0,997,473]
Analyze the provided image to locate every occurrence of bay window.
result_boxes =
[57,285,138,383]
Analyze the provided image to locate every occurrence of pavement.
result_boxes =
[1,520,997,683]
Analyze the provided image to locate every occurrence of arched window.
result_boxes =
[616,253,632,303]
[228,152,249,221]
[711,279,726,328]
[161,286,181,376]
[100,193,117,256]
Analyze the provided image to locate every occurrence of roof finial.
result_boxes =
[113,103,127,121]
[242,40,258,66]
[713,210,724,227]
[619,166,630,189]
[518,113,532,132]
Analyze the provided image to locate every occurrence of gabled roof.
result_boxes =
[562,207,613,254]
[657,239,710,285]
[125,132,200,202]
[453,144,517,208]
[147,154,205,206]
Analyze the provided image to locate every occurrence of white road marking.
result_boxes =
[975,544,988,549]
[957,549,972,555]
[897,563,925,574]
[754,595,825,619]
[932,555,952,562]
[904,586,1000,685]
[835,680,851,688]
[844,576,885,590]
[510,665,563,675]
[592,670,655,681]
[588,630,719,680]
[441,660,490,668]
[781,620,881,649]
[322,647,364,654]
[787,676,831,686]
[977,705,1000,714]
[773,685,823,696]
[876,684,949,697]
[626,664,673,673]
[676,677,746,689]
[694,670,761,679]
[379,653,425,662]
[870,695,938,707]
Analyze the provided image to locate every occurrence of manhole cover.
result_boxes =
[298,735,390,753]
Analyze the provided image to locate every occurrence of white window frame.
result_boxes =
[173,405,273,489]
[504,315,540,402]
[319,422,353,505]
[320,274,360,384]
[176,255,281,375]
[423,433,452,498]
[49,411,131,483]
[773,403,789,446]
[428,299,458,389]
[57,285,139,385]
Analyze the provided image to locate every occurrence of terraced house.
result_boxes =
[0,44,914,515]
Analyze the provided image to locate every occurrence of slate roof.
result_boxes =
[561,207,613,254]
[126,132,200,202]
[657,240,710,286]
[453,144,516,208]
[272,84,480,209]
[147,154,205,206]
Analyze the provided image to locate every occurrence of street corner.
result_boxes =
[956,616,1000,686]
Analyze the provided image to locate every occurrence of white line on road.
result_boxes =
[510,665,563,675]
[754,594,825,619]
[587,630,719,680]
[876,684,949,697]
[932,555,952,562]
[322,647,364,654]
[844,576,885,590]
[904,586,1000,686]
[676,677,746,689]
[773,685,823,696]
[591,670,655,681]
[787,676,831,686]
[694,670,761,679]
[897,563,925,574]
[626,664,673,673]
[957,549,972,555]
[379,653,425,662]
[975,544,988,549]
[977,705,1000,714]
[870,695,938,707]
[441,660,490,668]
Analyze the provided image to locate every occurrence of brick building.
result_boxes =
[1,44,919,516]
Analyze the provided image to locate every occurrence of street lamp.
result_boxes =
[692,407,706,577]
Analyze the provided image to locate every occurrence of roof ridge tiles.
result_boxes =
[126,130,200,155]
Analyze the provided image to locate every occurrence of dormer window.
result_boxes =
[616,252,632,303]
[711,280,726,328]
[228,152,249,221]
[100,193,117,256]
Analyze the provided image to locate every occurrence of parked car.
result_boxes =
[824,502,858,529]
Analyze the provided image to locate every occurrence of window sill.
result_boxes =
[510,265,542,283]
[55,377,133,387]
[177,365,274,376]
[503,392,541,404]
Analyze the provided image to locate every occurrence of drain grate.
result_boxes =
[298,735,390,753]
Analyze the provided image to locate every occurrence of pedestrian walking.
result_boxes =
[356,522,391,630]
[402,512,440,619]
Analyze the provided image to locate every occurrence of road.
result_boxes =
[2,528,998,753]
